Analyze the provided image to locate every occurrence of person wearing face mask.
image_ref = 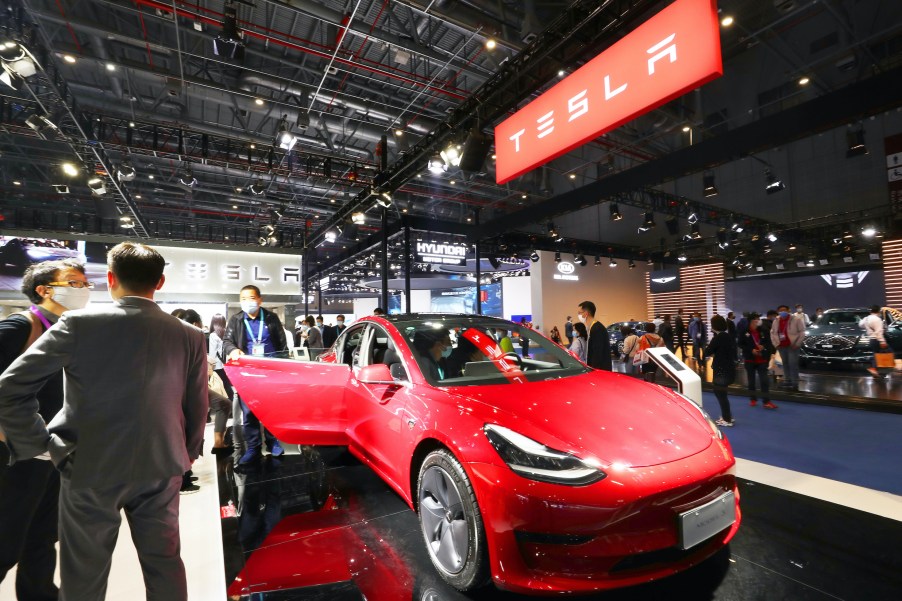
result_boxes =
[335,314,347,335]
[577,301,612,371]
[301,315,323,353]
[770,304,805,390]
[223,285,288,464]
[795,304,811,327]
[320,315,338,348]
[0,243,208,601]
[811,307,825,324]
[412,329,451,382]
[0,258,89,601]
[688,312,708,366]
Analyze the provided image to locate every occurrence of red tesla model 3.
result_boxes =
[226,314,740,595]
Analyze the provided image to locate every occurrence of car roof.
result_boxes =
[379,313,516,325]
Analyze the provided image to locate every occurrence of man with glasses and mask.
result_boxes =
[577,300,612,371]
[0,242,208,601]
[0,259,90,601]
[223,285,288,464]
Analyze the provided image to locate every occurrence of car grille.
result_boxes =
[802,334,858,352]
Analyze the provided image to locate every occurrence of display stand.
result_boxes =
[645,347,702,406]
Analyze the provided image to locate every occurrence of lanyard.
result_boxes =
[28,305,53,330]
[243,310,265,344]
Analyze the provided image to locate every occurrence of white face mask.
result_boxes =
[51,286,90,310]
[578,314,587,323]
[240,300,260,315]
[337,320,344,326]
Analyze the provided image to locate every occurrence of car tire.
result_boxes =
[417,449,490,591]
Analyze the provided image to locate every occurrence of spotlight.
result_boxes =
[846,128,867,158]
[52,184,69,194]
[677,252,687,262]
[766,232,778,243]
[716,231,729,249]
[687,205,699,224]
[861,225,877,238]
[119,216,135,229]
[530,251,540,262]
[628,259,636,269]
[574,254,587,266]
[325,230,338,243]
[608,257,617,268]
[0,68,23,90]
[276,115,296,151]
[375,190,392,208]
[731,219,744,233]
[0,40,36,83]
[764,170,785,194]
[547,222,558,238]
[25,114,59,140]
[87,177,107,196]
[609,202,623,221]
[688,223,702,240]
[638,212,655,233]
[594,255,601,266]
[351,212,366,225]
[179,169,197,187]
[61,162,80,178]
[213,2,246,60]
[703,174,718,197]
[554,252,561,262]
[116,161,136,182]
[427,155,447,174]
[485,38,497,50]
[249,180,266,195]
[440,144,461,168]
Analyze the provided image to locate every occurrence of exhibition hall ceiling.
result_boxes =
[1,0,901,272]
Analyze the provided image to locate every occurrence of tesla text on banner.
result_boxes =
[495,0,722,184]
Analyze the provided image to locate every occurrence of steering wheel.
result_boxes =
[502,352,524,369]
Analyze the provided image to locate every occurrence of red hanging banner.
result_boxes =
[495,0,723,184]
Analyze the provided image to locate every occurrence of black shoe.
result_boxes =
[179,483,200,495]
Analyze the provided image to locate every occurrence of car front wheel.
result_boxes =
[417,449,490,591]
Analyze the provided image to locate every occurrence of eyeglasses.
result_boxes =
[48,280,95,289]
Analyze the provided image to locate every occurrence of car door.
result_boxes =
[225,356,351,445]
[345,324,413,491]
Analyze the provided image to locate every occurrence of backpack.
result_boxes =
[632,333,661,366]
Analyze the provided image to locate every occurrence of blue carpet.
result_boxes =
[700,392,902,495]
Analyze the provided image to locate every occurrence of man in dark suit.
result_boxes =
[578,300,612,371]
[0,242,208,601]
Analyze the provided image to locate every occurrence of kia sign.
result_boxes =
[554,261,579,281]
[495,0,722,184]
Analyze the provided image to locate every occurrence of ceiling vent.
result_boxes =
[392,48,411,66]
[325,66,338,75]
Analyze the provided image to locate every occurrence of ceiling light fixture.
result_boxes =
[764,170,785,194]
[87,176,107,196]
[638,211,655,233]
[276,115,296,151]
[609,202,623,221]
[721,16,734,27]
[530,251,540,262]
[249,179,266,195]
[61,162,79,178]
[846,127,868,158]
[798,76,810,85]
[608,257,617,268]
[703,174,718,197]
[179,168,197,187]
[628,259,636,269]
[116,161,136,182]
[427,154,447,174]
[351,212,366,225]
[554,252,561,262]
[24,114,59,140]
[485,38,497,50]
[574,254,587,266]
[213,2,246,60]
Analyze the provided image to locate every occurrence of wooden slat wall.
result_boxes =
[883,239,902,308]
[646,263,726,322]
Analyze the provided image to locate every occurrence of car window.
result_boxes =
[820,311,866,325]
[394,318,589,387]
[338,325,366,367]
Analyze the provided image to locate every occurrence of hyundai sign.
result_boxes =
[495,0,722,184]
[415,241,468,265]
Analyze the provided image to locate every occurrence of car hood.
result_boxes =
[805,323,862,337]
[446,371,714,468]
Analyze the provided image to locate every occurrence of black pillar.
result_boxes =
[303,251,309,318]
[381,207,389,310]
[403,222,412,314]
[474,209,482,315]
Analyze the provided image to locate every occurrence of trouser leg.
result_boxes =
[757,363,770,401]
[714,387,732,422]
[58,475,122,601]
[778,347,793,384]
[784,347,800,385]
[124,476,187,601]
[0,458,59,601]
[240,398,261,451]
[744,364,757,400]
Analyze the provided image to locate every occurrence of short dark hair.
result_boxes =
[179,309,202,328]
[316,315,324,321]
[871,305,881,313]
[663,314,671,322]
[21,259,86,304]
[777,304,789,311]
[107,242,165,293]
[644,322,656,333]
[373,307,385,315]
[573,322,588,339]
[578,301,596,317]
[711,315,727,332]
[170,308,187,319]
[304,315,316,327]
[766,309,778,318]
[337,314,346,320]
[749,312,761,321]
[240,285,261,297]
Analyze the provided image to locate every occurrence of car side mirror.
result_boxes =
[358,363,396,385]
[390,364,407,381]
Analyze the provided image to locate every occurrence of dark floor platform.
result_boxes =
[218,449,902,601]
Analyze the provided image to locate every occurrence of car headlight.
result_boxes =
[676,393,723,440]
[483,424,606,486]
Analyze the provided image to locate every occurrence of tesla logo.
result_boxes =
[652,276,677,284]
[820,271,869,289]
[495,0,722,184]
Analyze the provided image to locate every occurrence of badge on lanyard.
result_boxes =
[252,342,265,356]
[244,311,266,357]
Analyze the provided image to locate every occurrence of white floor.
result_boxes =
[3,431,901,600]
[0,425,226,601]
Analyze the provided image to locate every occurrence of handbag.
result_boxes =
[874,351,895,369]
[712,365,735,386]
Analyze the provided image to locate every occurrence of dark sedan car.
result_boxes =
[799,307,902,368]
[607,321,650,357]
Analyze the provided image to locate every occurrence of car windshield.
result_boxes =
[817,311,867,325]
[393,317,590,387]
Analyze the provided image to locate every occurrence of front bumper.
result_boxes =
[465,440,740,594]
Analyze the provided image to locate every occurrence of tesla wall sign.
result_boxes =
[495,0,722,184]
[554,261,579,281]
[415,241,468,265]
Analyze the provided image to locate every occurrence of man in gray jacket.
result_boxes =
[0,242,208,601]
